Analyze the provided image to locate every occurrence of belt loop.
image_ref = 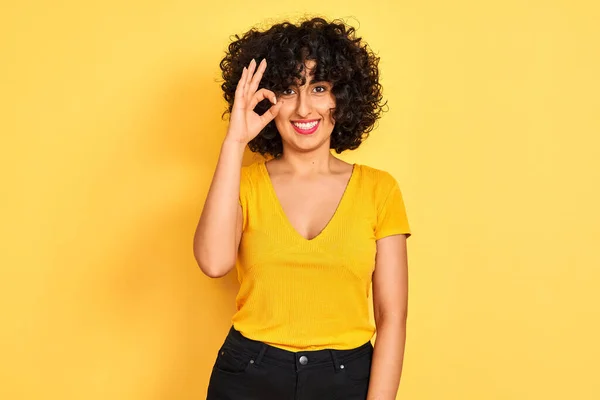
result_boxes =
[329,349,342,371]
[254,343,268,366]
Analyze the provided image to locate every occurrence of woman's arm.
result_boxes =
[368,234,409,400]
[193,140,246,278]
[193,58,281,278]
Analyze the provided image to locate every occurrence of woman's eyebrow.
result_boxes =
[287,78,330,88]
[299,76,327,84]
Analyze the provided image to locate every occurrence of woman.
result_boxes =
[194,17,412,400]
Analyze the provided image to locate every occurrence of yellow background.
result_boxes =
[2,1,599,399]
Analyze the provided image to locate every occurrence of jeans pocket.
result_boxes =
[341,348,373,382]
[213,345,254,375]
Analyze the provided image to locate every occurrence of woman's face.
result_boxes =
[273,60,336,153]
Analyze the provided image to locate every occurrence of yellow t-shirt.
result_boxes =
[231,160,411,351]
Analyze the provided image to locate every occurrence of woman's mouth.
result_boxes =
[291,120,320,135]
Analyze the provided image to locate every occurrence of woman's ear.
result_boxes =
[329,106,336,123]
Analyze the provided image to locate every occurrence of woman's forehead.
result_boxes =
[290,74,327,87]
[303,59,317,70]
[290,59,318,84]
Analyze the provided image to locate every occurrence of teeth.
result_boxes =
[293,121,318,130]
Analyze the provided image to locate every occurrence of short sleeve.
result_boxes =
[238,165,253,232]
[374,172,411,240]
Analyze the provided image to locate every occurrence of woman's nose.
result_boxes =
[295,92,312,117]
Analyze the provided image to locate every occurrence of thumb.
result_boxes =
[259,100,283,126]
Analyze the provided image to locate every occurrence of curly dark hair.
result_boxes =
[219,17,387,159]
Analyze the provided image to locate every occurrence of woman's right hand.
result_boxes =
[225,58,283,145]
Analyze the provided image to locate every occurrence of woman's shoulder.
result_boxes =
[240,160,265,178]
[355,163,398,188]
[239,160,266,198]
[354,164,406,212]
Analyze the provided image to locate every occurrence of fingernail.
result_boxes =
[272,96,277,104]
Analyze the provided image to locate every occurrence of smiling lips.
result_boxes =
[291,119,320,135]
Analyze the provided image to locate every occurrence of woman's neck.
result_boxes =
[271,151,343,176]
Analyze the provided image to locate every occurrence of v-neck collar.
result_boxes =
[259,160,358,242]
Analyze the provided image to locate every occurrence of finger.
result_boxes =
[244,59,257,98]
[247,59,267,98]
[249,88,277,111]
[234,67,248,105]
[259,100,283,126]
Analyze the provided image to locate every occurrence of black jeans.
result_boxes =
[206,326,373,400]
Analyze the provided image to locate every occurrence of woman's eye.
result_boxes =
[282,88,295,95]
[314,86,327,93]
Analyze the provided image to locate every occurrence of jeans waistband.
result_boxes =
[223,326,373,370]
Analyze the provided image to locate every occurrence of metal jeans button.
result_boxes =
[299,355,308,365]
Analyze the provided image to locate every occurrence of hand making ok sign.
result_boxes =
[226,58,283,145]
